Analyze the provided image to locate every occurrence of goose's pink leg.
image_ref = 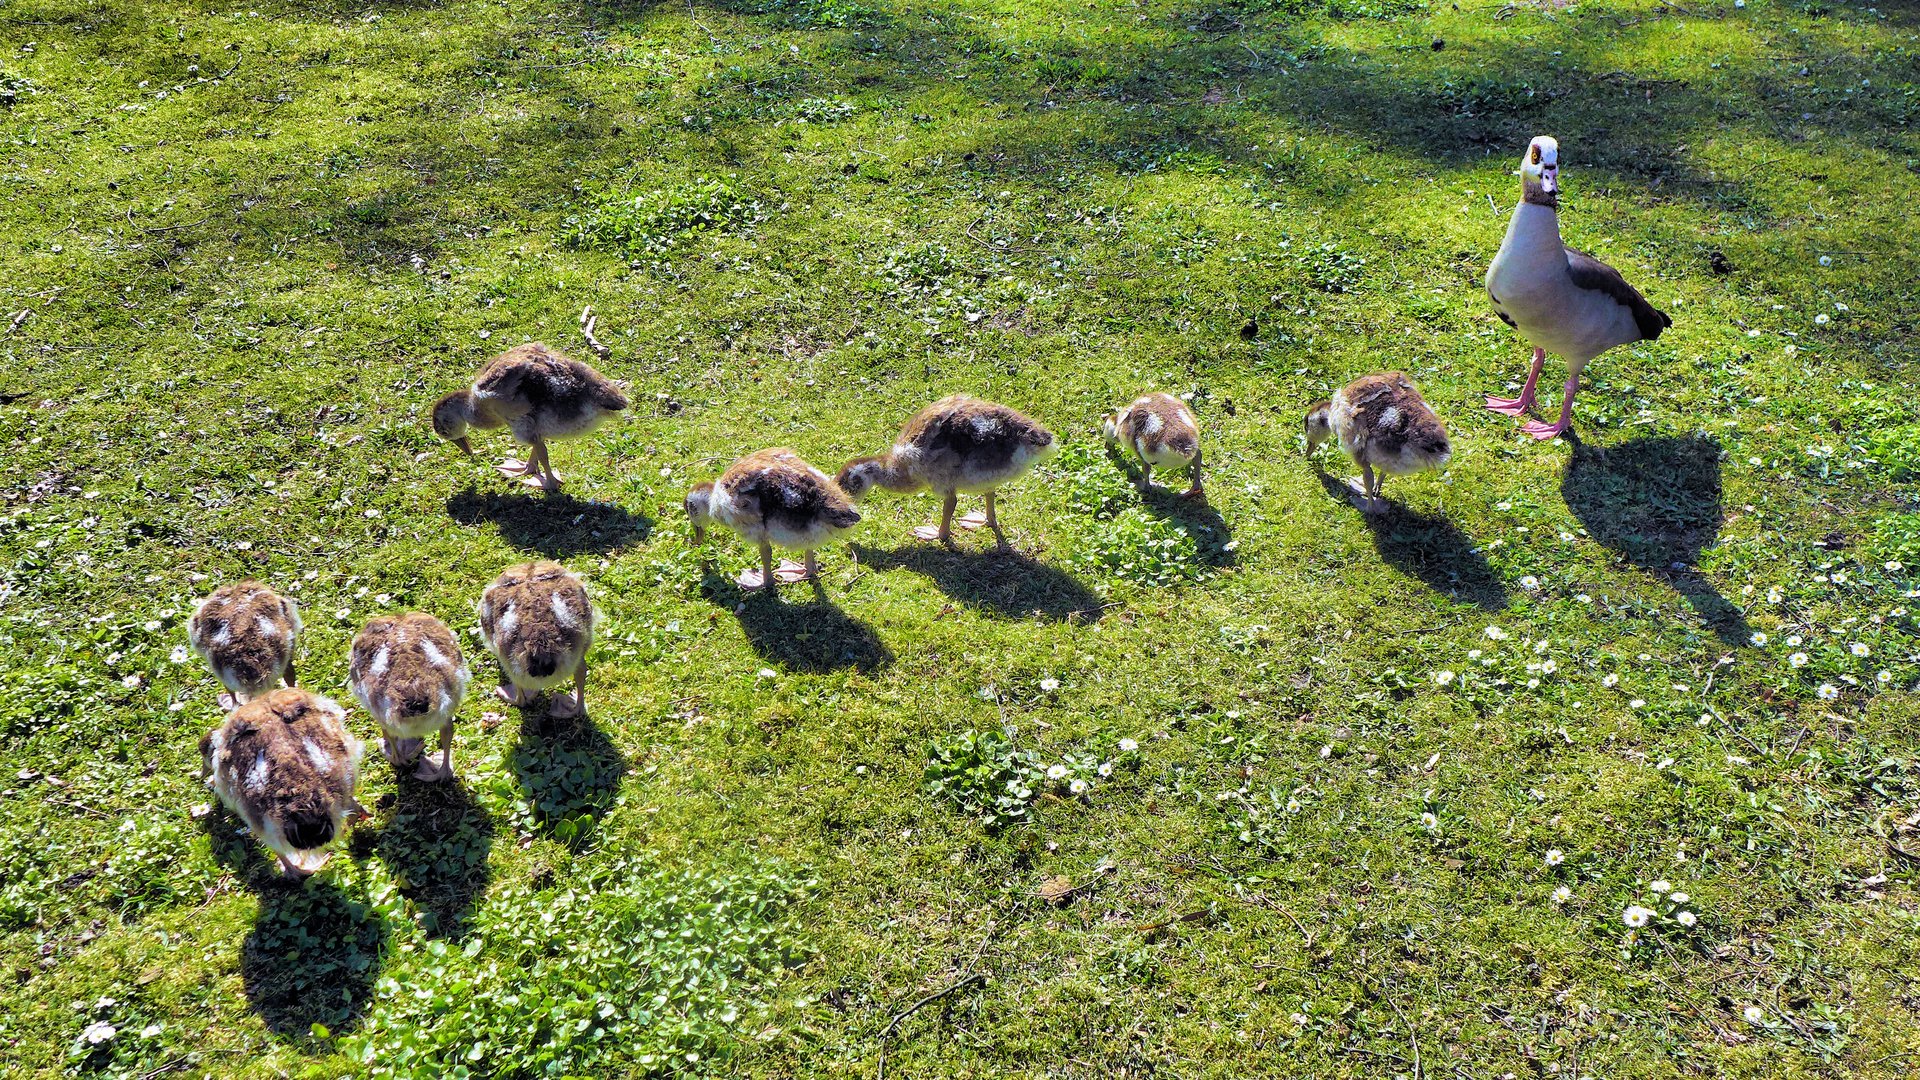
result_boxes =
[1487,348,1546,416]
[738,542,776,590]
[1522,376,1579,440]
[913,492,960,543]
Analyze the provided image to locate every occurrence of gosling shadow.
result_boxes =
[1318,473,1508,611]
[1561,433,1750,646]
[849,543,1105,623]
[508,707,627,848]
[366,775,494,940]
[240,877,386,1038]
[1138,485,1236,569]
[446,487,652,557]
[700,572,894,674]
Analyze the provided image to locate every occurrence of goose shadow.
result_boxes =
[848,543,1106,623]
[446,487,653,557]
[367,775,495,941]
[239,877,387,1038]
[1561,433,1750,646]
[700,572,894,674]
[1317,474,1508,611]
[1139,486,1236,569]
[508,707,628,848]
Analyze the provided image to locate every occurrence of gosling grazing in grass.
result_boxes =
[476,561,594,718]
[1305,373,1451,514]
[1104,392,1203,499]
[837,394,1057,551]
[201,688,367,878]
[348,613,471,782]
[188,580,301,710]
[430,341,629,493]
[686,447,862,591]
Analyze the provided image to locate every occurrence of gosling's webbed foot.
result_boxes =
[1521,418,1570,441]
[910,524,950,543]
[382,737,425,768]
[495,683,523,706]
[546,687,583,719]
[411,756,451,782]
[497,457,531,478]
[736,567,772,591]
[217,691,239,710]
[955,511,989,531]
[772,559,811,584]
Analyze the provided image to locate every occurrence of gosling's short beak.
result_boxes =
[452,436,474,456]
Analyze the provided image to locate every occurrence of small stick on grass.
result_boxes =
[876,973,987,1080]
[5,308,30,335]
[579,305,612,361]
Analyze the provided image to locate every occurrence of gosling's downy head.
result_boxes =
[835,456,888,502]
[1304,400,1334,455]
[684,482,715,545]
[430,391,477,455]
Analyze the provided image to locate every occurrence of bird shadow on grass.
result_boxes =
[1317,473,1508,611]
[1139,485,1237,569]
[446,487,652,557]
[364,775,495,941]
[1561,432,1750,646]
[849,542,1106,623]
[200,808,388,1037]
[508,707,628,848]
[699,569,894,674]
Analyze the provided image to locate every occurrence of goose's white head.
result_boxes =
[1517,136,1559,205]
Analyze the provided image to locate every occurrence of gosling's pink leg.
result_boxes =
[547,664,585,718]
[1487,348,1546,416]
[738,542,776,590]
[1522,377,1579,441]
[913,492,960,543]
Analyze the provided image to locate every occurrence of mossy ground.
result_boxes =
[2,0,1917,1076]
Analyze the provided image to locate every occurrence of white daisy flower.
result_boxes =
[1676,910,1697,927]
[1750,632,1768,646]
[1097,762,1112,777]
[1286,798,1302,813]
[1766,588,1783,603]
[1817,684,1839,701]
[1485,625,1509,641]
[1878,670,1892,684]
[82,1022,117,1045]
[1046,764,1069,781]
[1850,642,1870,657]
[121,674,142,689]
[1419,811,1438,830]
[1433,670,1456,686]
[1622,905,1653,928]
[169,645,191,664]
[1629,699,1646,709]
[1541,659,1557,675]
[1786,635,1803,647]
[1520,575,1539,590]
[1789,653,1809,668]
[1603,673,1620,688]
[1038,678,1060,692]
[1069,778,1089,795]
[1744,1005,1764,1024]
[1118,738,1139,752]
[143,620,162,632]
[1545,848,1564,866]
[1669,892,1689,904]
[1650,880,1672,893]
[1551,885,1572,903]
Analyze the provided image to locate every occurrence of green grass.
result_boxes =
[2,0,1917,1075]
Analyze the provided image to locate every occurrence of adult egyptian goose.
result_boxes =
[1484,136,1672,441]
[686,447,862,591]
[836,394,1057,551]
[476,561,594,718]
[431,342,629,492]
[201,688,367,878]
[1104,392,1203,499]
[1306,373,1451,514]
[187,580,301,710]
[348,613,471,781]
